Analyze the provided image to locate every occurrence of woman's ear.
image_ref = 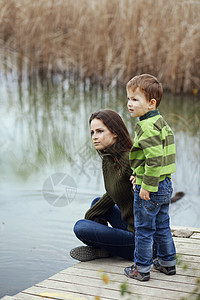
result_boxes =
[149,98,157,109]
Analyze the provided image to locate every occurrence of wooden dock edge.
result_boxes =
[1,225,200,300]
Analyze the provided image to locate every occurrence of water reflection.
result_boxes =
[0,76,200,297]
[1,76,199,191]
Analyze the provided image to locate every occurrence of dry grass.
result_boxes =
[0,0,200,93]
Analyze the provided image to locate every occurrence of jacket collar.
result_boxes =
[98,143,119,157]
[139,109,160,121]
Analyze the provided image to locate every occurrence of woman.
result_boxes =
[70,109,135,261]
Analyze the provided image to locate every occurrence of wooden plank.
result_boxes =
[68,255,200,272]
[171,226,200,233]
[173,236,200,244]
[67,253,199,270]
[190,232,200,239]
[58,264,198,285]
[16,287,94,300]
[33,276,198,300]
[49,268,198,293]
[177,253,200,263]
[7,295,53,300]
[16,284,158,300]
[0,297,16,300]
[175,243,200,256]
[72,258,200,277]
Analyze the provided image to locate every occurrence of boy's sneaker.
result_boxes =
[124,264,150,281]
[70,246,110,262]
[153,259,176,275]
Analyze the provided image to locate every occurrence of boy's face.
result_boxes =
[127,87,151,118]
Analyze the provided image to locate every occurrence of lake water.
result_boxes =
[0,75,200,297]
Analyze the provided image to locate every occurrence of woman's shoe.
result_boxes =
[70,246,110,261]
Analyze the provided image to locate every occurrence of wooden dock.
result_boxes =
[1,226,200,300]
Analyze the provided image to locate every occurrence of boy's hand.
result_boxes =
[139,188,150,200]
[130,176,136,190]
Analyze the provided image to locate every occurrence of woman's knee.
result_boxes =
[73,219,94,239]
[73,219,84,236]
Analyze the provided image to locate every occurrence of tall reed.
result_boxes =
[0,0,200,93]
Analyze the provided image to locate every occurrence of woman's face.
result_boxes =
[90,118,117,150]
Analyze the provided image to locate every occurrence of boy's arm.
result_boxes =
[139,128,163,193]
[133,120,175,197]
[130,175,150,199]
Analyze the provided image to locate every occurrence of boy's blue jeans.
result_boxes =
[73,198,135,260]
[134,177,176,273]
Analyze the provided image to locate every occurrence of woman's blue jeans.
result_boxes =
[134,177,176,273]
[73,198,135,260]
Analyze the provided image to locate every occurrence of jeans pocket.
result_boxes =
[146,190,170,212]
[144,198,160,212]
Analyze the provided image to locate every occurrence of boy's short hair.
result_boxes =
[126,74,163,107]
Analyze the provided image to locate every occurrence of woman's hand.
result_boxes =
[130,176,136,190]
[139,188,150,200]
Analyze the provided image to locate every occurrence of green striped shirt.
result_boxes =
[129,111,176,192]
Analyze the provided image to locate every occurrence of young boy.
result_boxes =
[124,74,176,281]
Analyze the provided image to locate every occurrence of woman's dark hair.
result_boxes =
[89,109,133,152]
